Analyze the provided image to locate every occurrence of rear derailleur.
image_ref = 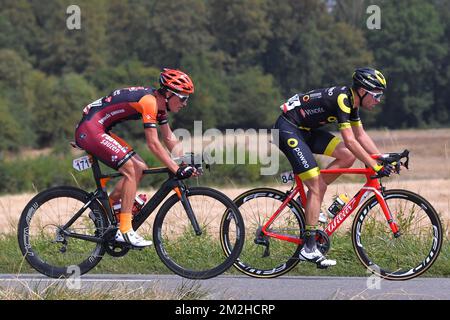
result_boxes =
[254,226,271,258]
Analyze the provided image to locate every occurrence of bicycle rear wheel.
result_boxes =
[152,187,245,279]
[352,189,443,280]
[17,186,107,278]
[222,188,306,278]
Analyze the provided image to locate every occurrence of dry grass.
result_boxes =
[0,277,210,300]
[2,179,449,234]
[1,128,449,233]
[1,147,53,161]
[0,193,35,234]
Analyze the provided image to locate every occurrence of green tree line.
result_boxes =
[0,0,449,153]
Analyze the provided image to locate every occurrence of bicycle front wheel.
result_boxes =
[153,187,245,279]
[17,186,108,278]
[223,188,306,278]
[352,189,443,280]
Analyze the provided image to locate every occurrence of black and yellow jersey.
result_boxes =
[280,86,362,131]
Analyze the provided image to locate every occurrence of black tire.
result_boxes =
[352,189,443,280]
[224,188,306,278]
[152,187,245,279]
[17,186,108,278]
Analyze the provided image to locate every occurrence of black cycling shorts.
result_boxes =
[273,116,341,181]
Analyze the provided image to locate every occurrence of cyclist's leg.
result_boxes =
[310,130,356,185]
[275,117,326,225]
[76,125,151,245]
[274,118,335,266]
[76,127,136,226]
[109,156,148,201]
[117,160,137,230]
[302,176,327,225]
[107,133,148,203]
[114,158,151,246]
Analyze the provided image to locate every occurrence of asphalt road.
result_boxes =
[1,274,449,300]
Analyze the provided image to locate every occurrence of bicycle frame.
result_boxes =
[61,156,201,243]
[261,166,400,245]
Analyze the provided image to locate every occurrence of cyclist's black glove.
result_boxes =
[373,163,394,177]
[176,165,195,180]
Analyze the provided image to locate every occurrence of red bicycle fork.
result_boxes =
[260,168,400,246]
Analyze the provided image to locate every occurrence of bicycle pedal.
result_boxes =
[316,264,329,269]
[130,245,146,251]
[117,241,149,250]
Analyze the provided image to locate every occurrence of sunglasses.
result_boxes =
[167,89,189,102]
[364,89,383,101]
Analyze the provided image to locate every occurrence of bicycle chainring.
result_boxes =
[102,225,131,257]
[316,230,331,255]
[105,242,130,257]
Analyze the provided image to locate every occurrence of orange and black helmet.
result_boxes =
[159,68,195,94]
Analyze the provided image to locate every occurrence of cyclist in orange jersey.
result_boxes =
[75,69,197,247]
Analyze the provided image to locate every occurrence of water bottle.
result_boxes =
[132,194,147,215]
[112,201,122,219]
[327,193,350,218]
[112,194,147,218]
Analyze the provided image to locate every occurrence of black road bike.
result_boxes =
[18,151,245,279]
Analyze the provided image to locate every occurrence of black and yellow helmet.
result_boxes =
[352,67,387,91]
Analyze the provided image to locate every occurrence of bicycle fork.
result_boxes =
[175,185,202,236]
[373,188,401,238]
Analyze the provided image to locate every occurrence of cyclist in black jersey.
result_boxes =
[274,67,391,267]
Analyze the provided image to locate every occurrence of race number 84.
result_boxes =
[280,171,294,184]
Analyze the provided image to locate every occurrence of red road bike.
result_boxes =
[221,150,443,280]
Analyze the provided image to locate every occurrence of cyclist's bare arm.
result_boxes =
[340,127,379,169]
[145,127,179,173]
[351,124,380,155]
[160,123,183,158]
[133,94,179,173]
